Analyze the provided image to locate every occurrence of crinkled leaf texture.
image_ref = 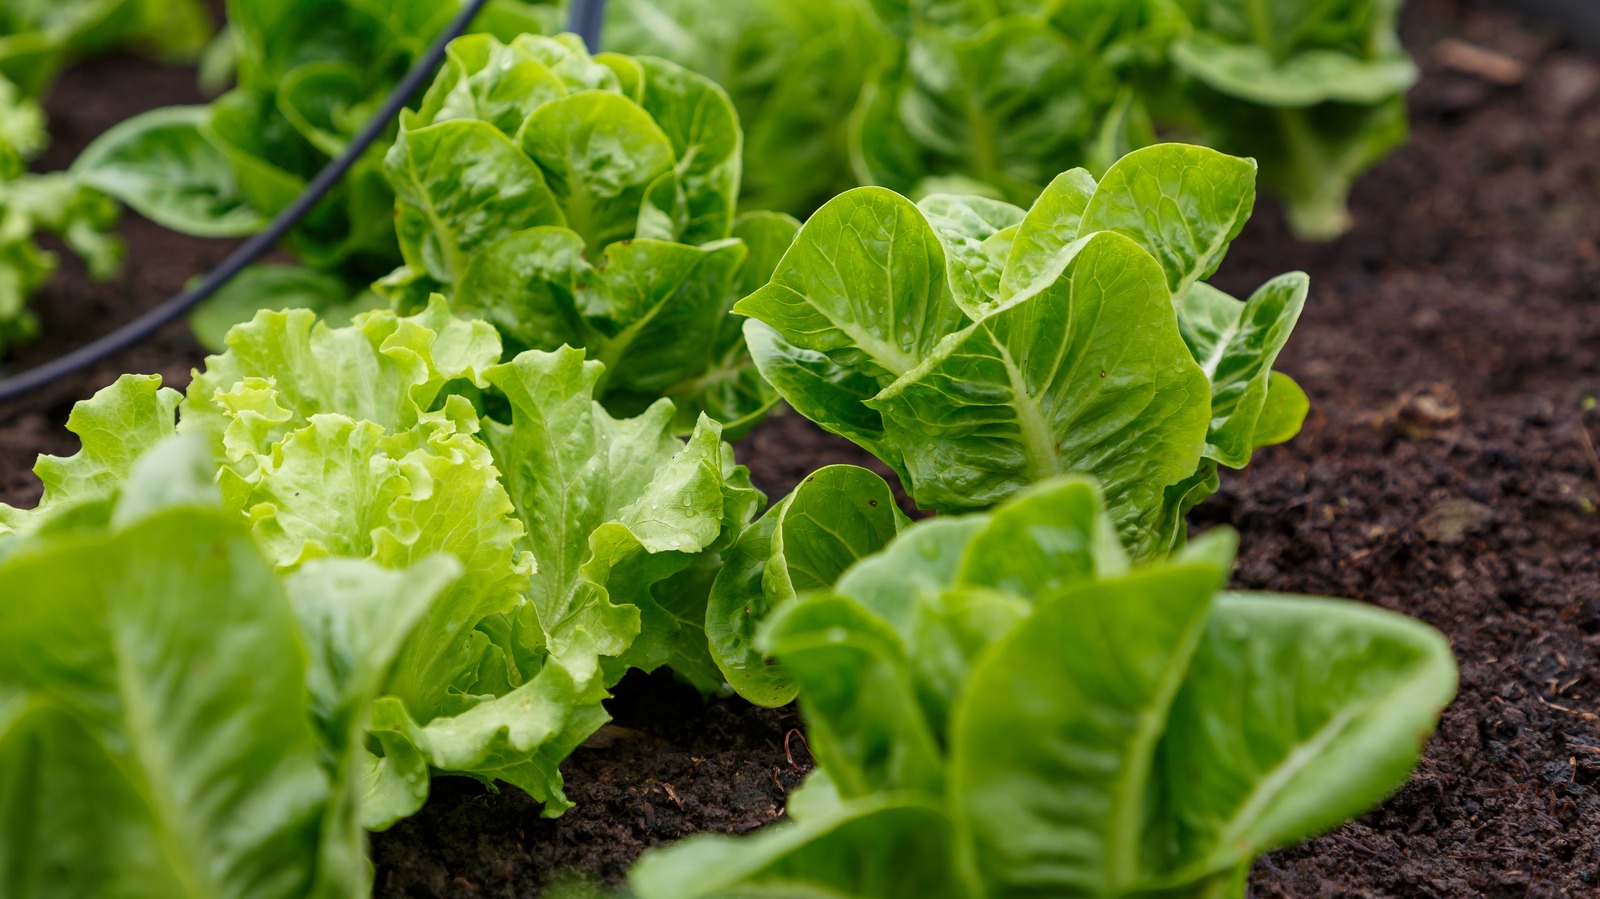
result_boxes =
[4,298,760,831]
[381,32,795,436]
[0,157,124,357]
[0,435,458,899]
[178,300,757,824]
[631,477,1458,899]
[742,144,1305,559]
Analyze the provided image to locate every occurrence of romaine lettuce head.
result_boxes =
[741,143,1307,561]
[632,476,1458,899]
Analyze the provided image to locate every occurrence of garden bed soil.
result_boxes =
[1,0,1597,895]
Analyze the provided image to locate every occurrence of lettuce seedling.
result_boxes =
[633,477,1458,899]
[1167,0,1418,239]
[741,143,1306,563]
[379,33,800,435]
[0,299,760,828]
[0,75,122,358]
[0,436,456,898]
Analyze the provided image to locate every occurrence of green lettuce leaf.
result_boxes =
[632,475,1458,899]
[0,436,455,898]
[7,296,755,830]
[1168,0,1417,239]
[743,144,1308,556]
[384,32,792,436]
[854,14,1138,207]
[604,0,887,217]
[707,465,907,706]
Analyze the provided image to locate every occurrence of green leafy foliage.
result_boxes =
[0,0,211,99]
[852,9,1153,208]
[586,0,1410,238]
[379,33,799,436]
[741,144,1306,561]
[707,465,909,706]
[187,262,384,352]
[71,0,563,284]
[0,300,761,829]
[0,74,122,358]
[631,477,1458,899]
[0,435,457,898]
[603,0,889,216]
[1168,0,1417,239]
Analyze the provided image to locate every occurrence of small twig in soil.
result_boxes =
[783,729,811,769]
[1574,417,1600,485]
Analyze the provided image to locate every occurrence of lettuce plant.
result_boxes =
[71,0,562,282]
[852,1,1161,207]
[603,0,889,217]
[0,74,122,358]
[0,435,456,898]
[1167,0,1417,239]
[588,0,1411,239]
[0,299,761,828]
[378,33,799,435]
[633,476,1458,899]
[740,143,1306,562]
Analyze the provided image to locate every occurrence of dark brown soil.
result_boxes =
[2,1,1598,896]
[0,51,236,505]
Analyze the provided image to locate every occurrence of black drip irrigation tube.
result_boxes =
[0,0,610,405]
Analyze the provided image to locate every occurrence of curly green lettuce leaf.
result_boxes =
[0,373,177,536]
[0,168,123,357]
[632,475,1458,899]
[481,345,762,691]
[177,301,625,824]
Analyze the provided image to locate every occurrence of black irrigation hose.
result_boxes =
[0,0,497,405]
[569,0,608,51]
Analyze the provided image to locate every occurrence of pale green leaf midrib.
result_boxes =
[1109,600,1214,891]
[1210,699,1366,851]
[410,149,469,282]
[111,624,218,899]
[994,341,1059,485]
[1199,317,1242,382]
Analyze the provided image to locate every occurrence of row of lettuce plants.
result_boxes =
[0,24,1454,899]
[603,0,1416,240]
[39,0,1414,360]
